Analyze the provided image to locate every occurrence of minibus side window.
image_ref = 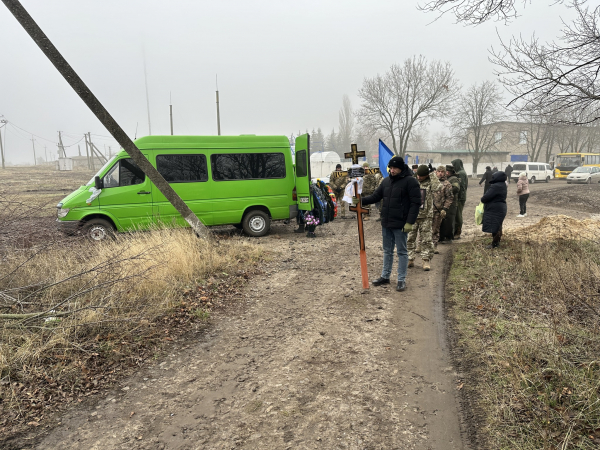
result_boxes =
[211,153,286,180]
[296,150,307,178]
[103,159,145,188]
[157,154,208,182]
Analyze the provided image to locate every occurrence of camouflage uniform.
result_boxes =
[329,170,348,218]
[407,172,441,262]
[432,172,454,246]
[361,172,381,220]
[439,171,461,241]
[451,159,468,238]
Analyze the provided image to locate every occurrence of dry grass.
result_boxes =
[448,232,600,449]
[0,227,261,434]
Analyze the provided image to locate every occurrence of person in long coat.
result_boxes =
[478,166,493,194]
[481,171,507,249]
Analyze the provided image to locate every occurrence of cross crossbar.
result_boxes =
[344,143,366,165]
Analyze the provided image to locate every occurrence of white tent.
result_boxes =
[310,152,342,179]
[310,152,340,163]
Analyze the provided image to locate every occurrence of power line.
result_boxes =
[5,120,57,144]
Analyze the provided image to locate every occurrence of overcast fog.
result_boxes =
[0,0,574,164]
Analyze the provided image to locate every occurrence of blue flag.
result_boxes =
[378,139,394,178]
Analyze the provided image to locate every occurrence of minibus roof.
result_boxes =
[134,135,291,150]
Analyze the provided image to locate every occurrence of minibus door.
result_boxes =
[295,134,313,211]
[97,156,154,230]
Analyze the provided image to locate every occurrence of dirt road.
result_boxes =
[20,178,598,450]
[28,216,462,450]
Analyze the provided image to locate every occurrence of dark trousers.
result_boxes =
[519,194,529,214]
[454,200,465,237]
[492,228,502,247]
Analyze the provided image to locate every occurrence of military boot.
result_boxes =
[408,259,415,268]
[423,260,431,271]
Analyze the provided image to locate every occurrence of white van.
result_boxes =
[511,162,554,183]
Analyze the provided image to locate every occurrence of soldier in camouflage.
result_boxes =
[439,165,461,243]
[329,164,348,218]
[407,165,441,271]
[361,163,381,221]
[432,165,454,253]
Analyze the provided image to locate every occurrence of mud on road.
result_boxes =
[22,219,464,450]
[13,178,597,450]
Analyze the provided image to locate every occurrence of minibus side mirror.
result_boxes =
[95,176,103,190]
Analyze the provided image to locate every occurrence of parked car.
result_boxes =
[566,166,600,184]
[511,162,554,183]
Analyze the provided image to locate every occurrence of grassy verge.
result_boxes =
[0,228,262,437]
[447,237,600,449]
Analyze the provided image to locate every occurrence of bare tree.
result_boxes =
[357,56,459,156]
[338,95,355,155]
[420,0,600,125]
[451,81,506,175]
[419,0,534,24]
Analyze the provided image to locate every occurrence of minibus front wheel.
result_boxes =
[242,210,270,237]
[82,218,115,242]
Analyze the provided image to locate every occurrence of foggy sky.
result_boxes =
[0,0,573,164]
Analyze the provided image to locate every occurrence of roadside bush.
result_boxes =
[448,236,600,449]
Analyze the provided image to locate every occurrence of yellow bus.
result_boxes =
[554,152,600,178]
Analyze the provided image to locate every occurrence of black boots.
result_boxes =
[372,277,390,286]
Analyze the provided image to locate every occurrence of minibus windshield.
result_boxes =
[86,155,117,186]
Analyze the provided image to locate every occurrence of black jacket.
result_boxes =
[480,171,507,234]
[362,166,421,229]
[479,169,493,190]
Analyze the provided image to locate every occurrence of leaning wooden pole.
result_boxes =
[2,0,210,239]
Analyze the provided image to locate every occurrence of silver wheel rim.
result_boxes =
[249,216,266,233]
[89,225,107,241]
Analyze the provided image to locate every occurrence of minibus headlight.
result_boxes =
[57,208,70,218]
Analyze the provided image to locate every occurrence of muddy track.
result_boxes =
[11,219,465,450]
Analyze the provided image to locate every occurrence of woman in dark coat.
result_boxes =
[481,171,507,248]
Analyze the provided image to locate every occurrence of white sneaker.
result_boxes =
[523,213,527,217]
[517,214,524,218]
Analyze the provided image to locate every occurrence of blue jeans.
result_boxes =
[381,227,409,282]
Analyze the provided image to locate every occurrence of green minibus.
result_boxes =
[56,134,313,240]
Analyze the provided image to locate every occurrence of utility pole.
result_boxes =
[78,144,81,156]
[0,119,6,169]
[88,133,107,164]
[31,136,36,165]
[57,131,66,158]
[169,92,174,135]
[45,145,47,163]
[143,49,152,136]
[3,0,210,239]
[108,146,112,158]
[216,75,221,136]
[84,133,92,170]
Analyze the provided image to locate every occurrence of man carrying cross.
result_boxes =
[361,156,421,292]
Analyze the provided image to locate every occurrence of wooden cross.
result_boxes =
[348,181,370,289]
[344,144,366,165]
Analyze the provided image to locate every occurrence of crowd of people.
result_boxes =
[318,157,530,291]
[325,157,472,291]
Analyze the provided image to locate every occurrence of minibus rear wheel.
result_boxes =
[242,210,270,237]
[82,218,115,242]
